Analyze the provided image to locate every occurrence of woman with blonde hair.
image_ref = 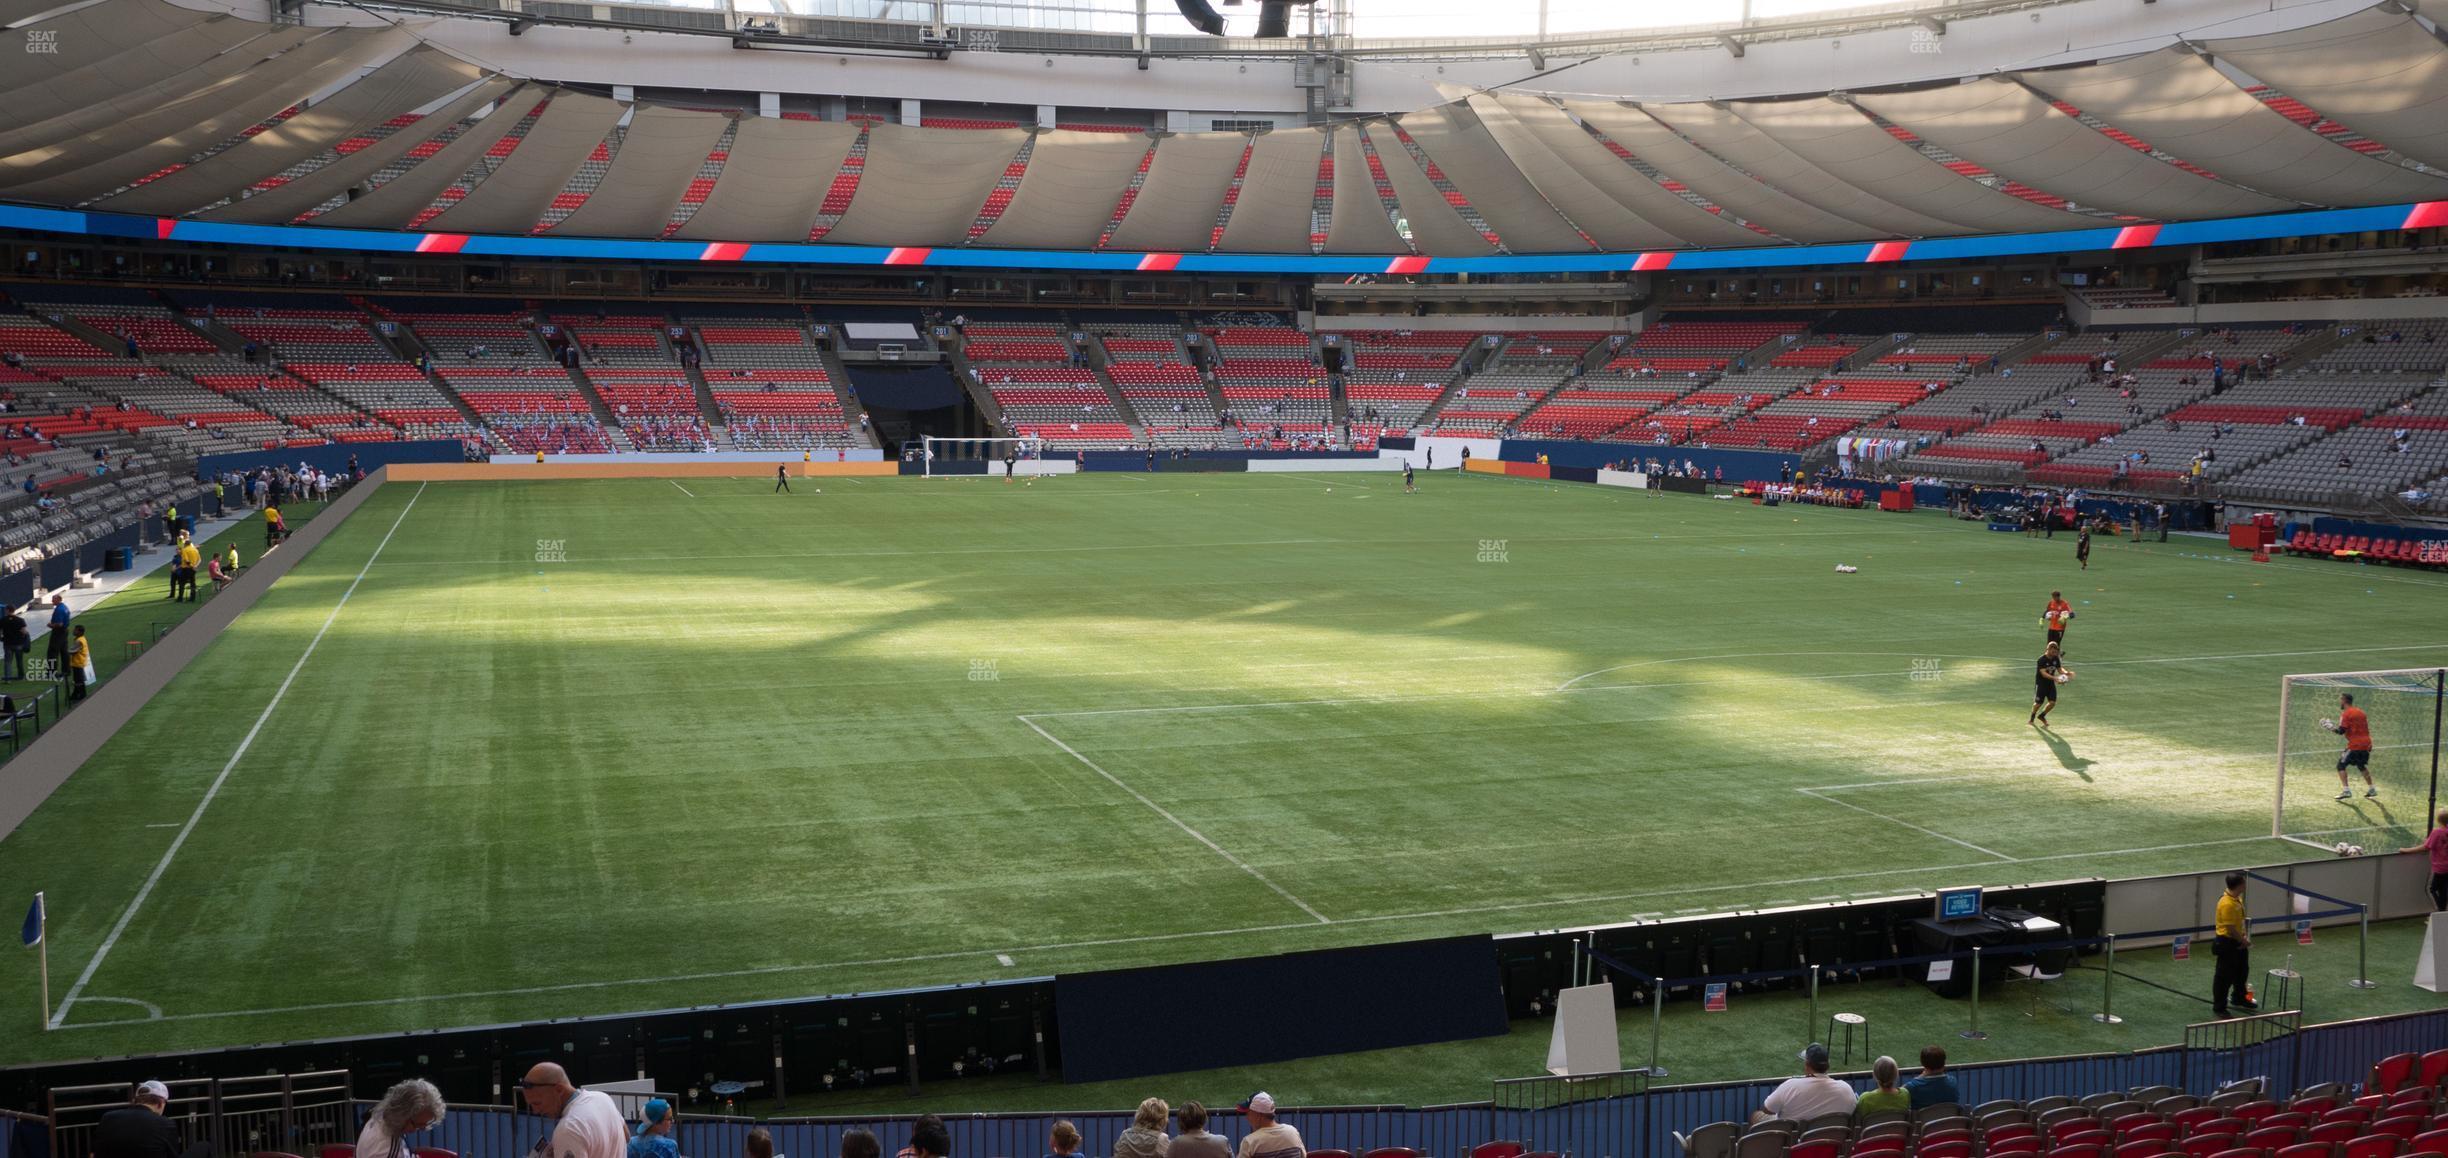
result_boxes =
[1113,1098,1170,1158]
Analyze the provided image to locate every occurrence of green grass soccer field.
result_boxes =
[1,469,2442,1069]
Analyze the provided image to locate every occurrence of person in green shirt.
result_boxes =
[1855,1056,1911,1118]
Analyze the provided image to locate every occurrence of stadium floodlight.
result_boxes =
[2272,667,2444,854]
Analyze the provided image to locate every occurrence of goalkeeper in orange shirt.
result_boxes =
[2326,692,2378,801]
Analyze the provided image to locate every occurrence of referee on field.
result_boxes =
[775,464,790,493]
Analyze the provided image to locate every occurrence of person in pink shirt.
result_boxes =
[2401,808,2448,911]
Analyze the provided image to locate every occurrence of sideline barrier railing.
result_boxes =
[2,1108,45,1158]
[1580,891,2365,1082]
[30,1006,2448,1158]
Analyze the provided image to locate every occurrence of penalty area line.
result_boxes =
[49,483,428,1030]
[1018,714,1330,924]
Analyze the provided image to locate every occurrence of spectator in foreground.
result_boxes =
[747,1128,783,1158]
[1904,1045,1959,1111]
[1170,1104,1227,1158]
[628,1098,677,1158]
[356,1079,445,1158]
[517,1063,627,1158]
[895,1115,951,1158]
[842,1128,881,1158]
[1236,1093,1302,1158]
[1115,1099,1170,1158]
[1046,1122,1084,1158]
[93,1081,181,1158]
[1855,1057,1909,1117]
[1753,1043,1854,1123]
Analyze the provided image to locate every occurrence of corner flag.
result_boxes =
[25,892,49,1031]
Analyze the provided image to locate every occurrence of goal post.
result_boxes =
[916,436,1043,477]
[2274,667,2445,853]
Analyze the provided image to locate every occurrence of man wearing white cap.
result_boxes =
[93,1081,183,1158]
[1236,1093,1303,1158]
[518,1063,628,1158]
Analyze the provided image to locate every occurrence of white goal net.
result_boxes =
[916,436,1042,476]
[2274,667,2443,852]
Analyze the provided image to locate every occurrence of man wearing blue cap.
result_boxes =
[629,1099,678,1158]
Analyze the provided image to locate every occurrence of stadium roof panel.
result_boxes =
[8,0,2448,258]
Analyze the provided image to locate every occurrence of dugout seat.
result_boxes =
[2134,1090,2184,1106]
[1362,1148,1419,1158]
[1735,1131,1790,1158]
[2422,1051,2448,1089]
[1473,1142,1528,1158]
[1309,1150,1354,1158]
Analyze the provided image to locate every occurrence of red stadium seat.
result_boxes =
[2119,1141,2172,1158]
[2313,1125,2364,1146]
[2250,1128,2307,1151]
[2276,1144,2339,1158]
[1470,1143,1524,1158]
[2375,1122,2428,1143]
[1921,1144,1974,1158]
[2180,1136,2238,1158]
[2343,1138,2403,1158]
[1855,1136,1909,1155]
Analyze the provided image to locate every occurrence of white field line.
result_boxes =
[1270,474,1376,489]
[1795,787,2015,861]
[1557,643,2448,693]
[57,824,2390,1032]
[361,525,1893,569]
[1017,715,1329,924]
[669,480,697,498]
[1028,642,2448,722]
[50,484,429,1030]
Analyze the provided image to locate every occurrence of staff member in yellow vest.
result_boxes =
[2212,871,2256,1018]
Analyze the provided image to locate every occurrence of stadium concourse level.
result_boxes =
[1672,1049,2448,1158]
